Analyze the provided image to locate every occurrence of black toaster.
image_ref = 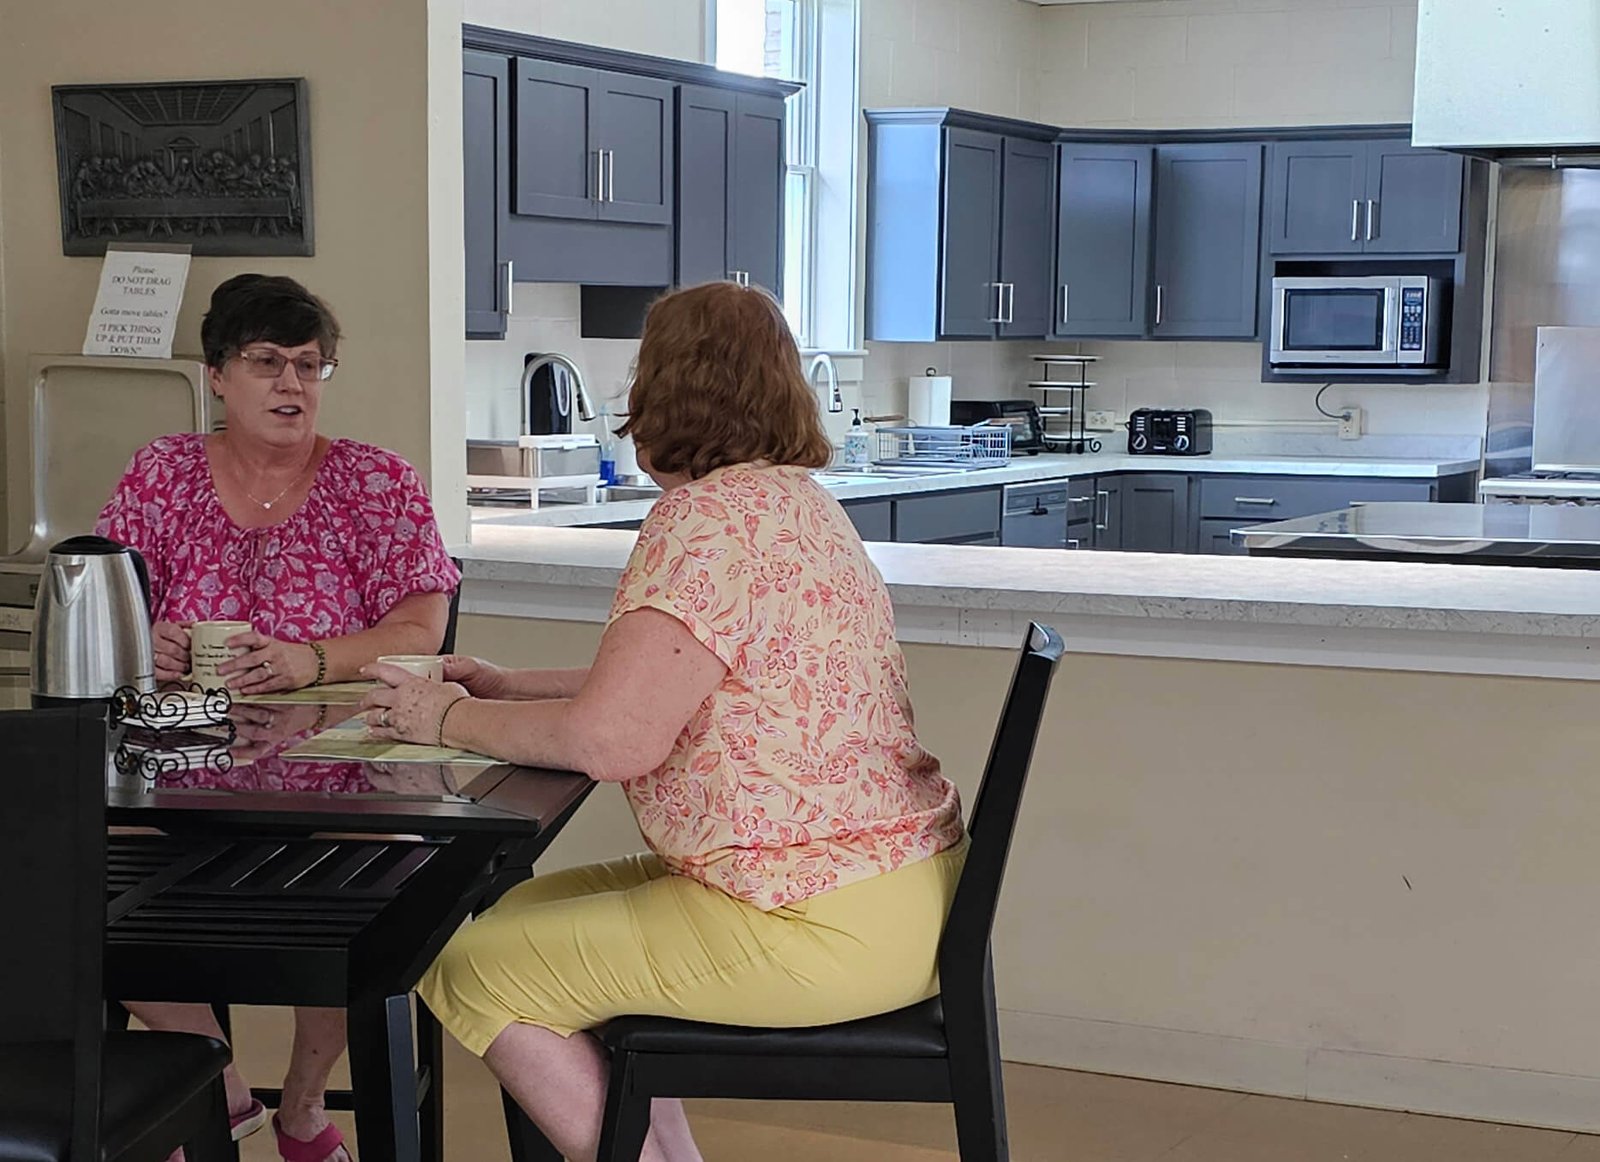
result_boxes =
[948,400,1046,455]
[1128,408,1213,456]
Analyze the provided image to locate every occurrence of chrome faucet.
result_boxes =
[808,353,844,414]
[521,351,596,433]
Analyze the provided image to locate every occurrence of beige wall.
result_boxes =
[0,0,464,551]
[459,608,1600,1128]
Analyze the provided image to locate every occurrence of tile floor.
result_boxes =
[227,1007,1598,1161]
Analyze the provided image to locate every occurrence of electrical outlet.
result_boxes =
[1339,406,1364,440]
[1087,409,1116,430]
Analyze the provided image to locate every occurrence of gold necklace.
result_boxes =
[226,441,316,511]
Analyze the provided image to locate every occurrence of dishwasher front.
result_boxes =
[1001,482,1073,549]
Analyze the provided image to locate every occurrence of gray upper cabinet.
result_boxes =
[673,88,785,294]
[675,86,736,288]
[1054,144,1152,338]
[1363,141,1463,254]
[1151,144,1263,339]
[513,59,600,219]
[998,138,1054,339]
[940,129,1005,338]
[1268,138,1464,256]
[594,72,674,225]
[464,51,510,340]
[513,59,672,226]
[863,112,1056,342]
[731,93,786,294]
[1266,141,1367,255]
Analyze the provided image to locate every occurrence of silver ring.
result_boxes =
[380,708,391,728]
[261,660,274,675]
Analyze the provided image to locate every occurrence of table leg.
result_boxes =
[348,993,421,1162]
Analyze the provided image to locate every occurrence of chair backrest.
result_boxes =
[440,556,464,654]
[0,705,111,1159]
[936,623,1063,992]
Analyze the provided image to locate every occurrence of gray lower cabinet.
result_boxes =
[1268,138,1463,256]
[894,488,1003,545]
[464,51,510,340]
[842,499,893,542]
[1199,518,1249,555]
[1054,144,1153,339]
[1151,144,1264,339]
[1117,474,1195,553]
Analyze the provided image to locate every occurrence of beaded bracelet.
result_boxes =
[308,641,328,687]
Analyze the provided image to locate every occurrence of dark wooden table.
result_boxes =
[103,699,593,1162]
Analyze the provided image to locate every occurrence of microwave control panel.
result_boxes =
[1400,286,1426,353]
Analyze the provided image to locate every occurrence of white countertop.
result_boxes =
[470,453,1482,529]
[456,523,1600,682]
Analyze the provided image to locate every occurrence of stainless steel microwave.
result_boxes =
[1269,275,1444,369]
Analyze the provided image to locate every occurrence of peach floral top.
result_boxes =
[609,463,963,910]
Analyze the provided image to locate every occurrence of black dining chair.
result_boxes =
[500,622,1065,1162]
[0,705,234,1162]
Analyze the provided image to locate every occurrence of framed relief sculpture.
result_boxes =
[53,78,312,257]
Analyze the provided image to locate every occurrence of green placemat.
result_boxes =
[237,681,377,705]
[282,715,501,766]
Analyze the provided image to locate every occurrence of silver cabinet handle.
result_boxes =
[502,259,514,312]
[1352,199,1361,242]
[1234,497,1278,506]
[594,149,605,202]
[606,150,616,203]
[1067,495,1094,506]
[1366,199,1376,242]
[988,283,1003,324]
[1060,284,1070,326]
[1004,282,1015,325]
[1095,489,1110,530]
[1154,285,1164,327]
[1066,538,1081,550]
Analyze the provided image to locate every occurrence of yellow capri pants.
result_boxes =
[418,840,967,1056]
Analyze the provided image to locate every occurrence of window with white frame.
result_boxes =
[712,0,857,352]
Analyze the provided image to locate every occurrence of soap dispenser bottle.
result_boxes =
[843,408,872,467]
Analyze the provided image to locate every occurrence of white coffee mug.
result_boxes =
[189,620,253,688]
[377,654,445,682]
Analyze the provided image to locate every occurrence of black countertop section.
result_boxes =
[1236,502,1600,562]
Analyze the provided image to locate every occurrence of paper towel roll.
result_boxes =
[908,373,952,427]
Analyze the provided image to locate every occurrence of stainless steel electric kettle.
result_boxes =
[30,535,155,706]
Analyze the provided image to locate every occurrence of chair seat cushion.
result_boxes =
[0,1031,230,1162]
[599,997,948,1059]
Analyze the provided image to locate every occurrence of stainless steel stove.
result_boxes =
[1479,470,1600,504]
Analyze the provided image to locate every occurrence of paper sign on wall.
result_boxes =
[81,243,192,360]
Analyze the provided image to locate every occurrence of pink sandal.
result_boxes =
[271,1114,350,1162]
[229,1098,269,1141]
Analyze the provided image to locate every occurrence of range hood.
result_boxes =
[1413,0,1600,166]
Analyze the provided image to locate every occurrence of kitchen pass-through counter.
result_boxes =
[470,451,1482,529]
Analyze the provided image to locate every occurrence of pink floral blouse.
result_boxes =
[609,463,964,910]
[96,434,459,642]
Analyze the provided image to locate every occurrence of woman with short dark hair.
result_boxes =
[99,273,459,1161]
[363,282,965,1162]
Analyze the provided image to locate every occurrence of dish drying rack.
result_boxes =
[1029,354,1101,454]
[874,424,1012,469]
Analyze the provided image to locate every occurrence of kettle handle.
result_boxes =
[127,546,152,615]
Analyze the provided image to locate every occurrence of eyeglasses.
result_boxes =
[233,348,339,383]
